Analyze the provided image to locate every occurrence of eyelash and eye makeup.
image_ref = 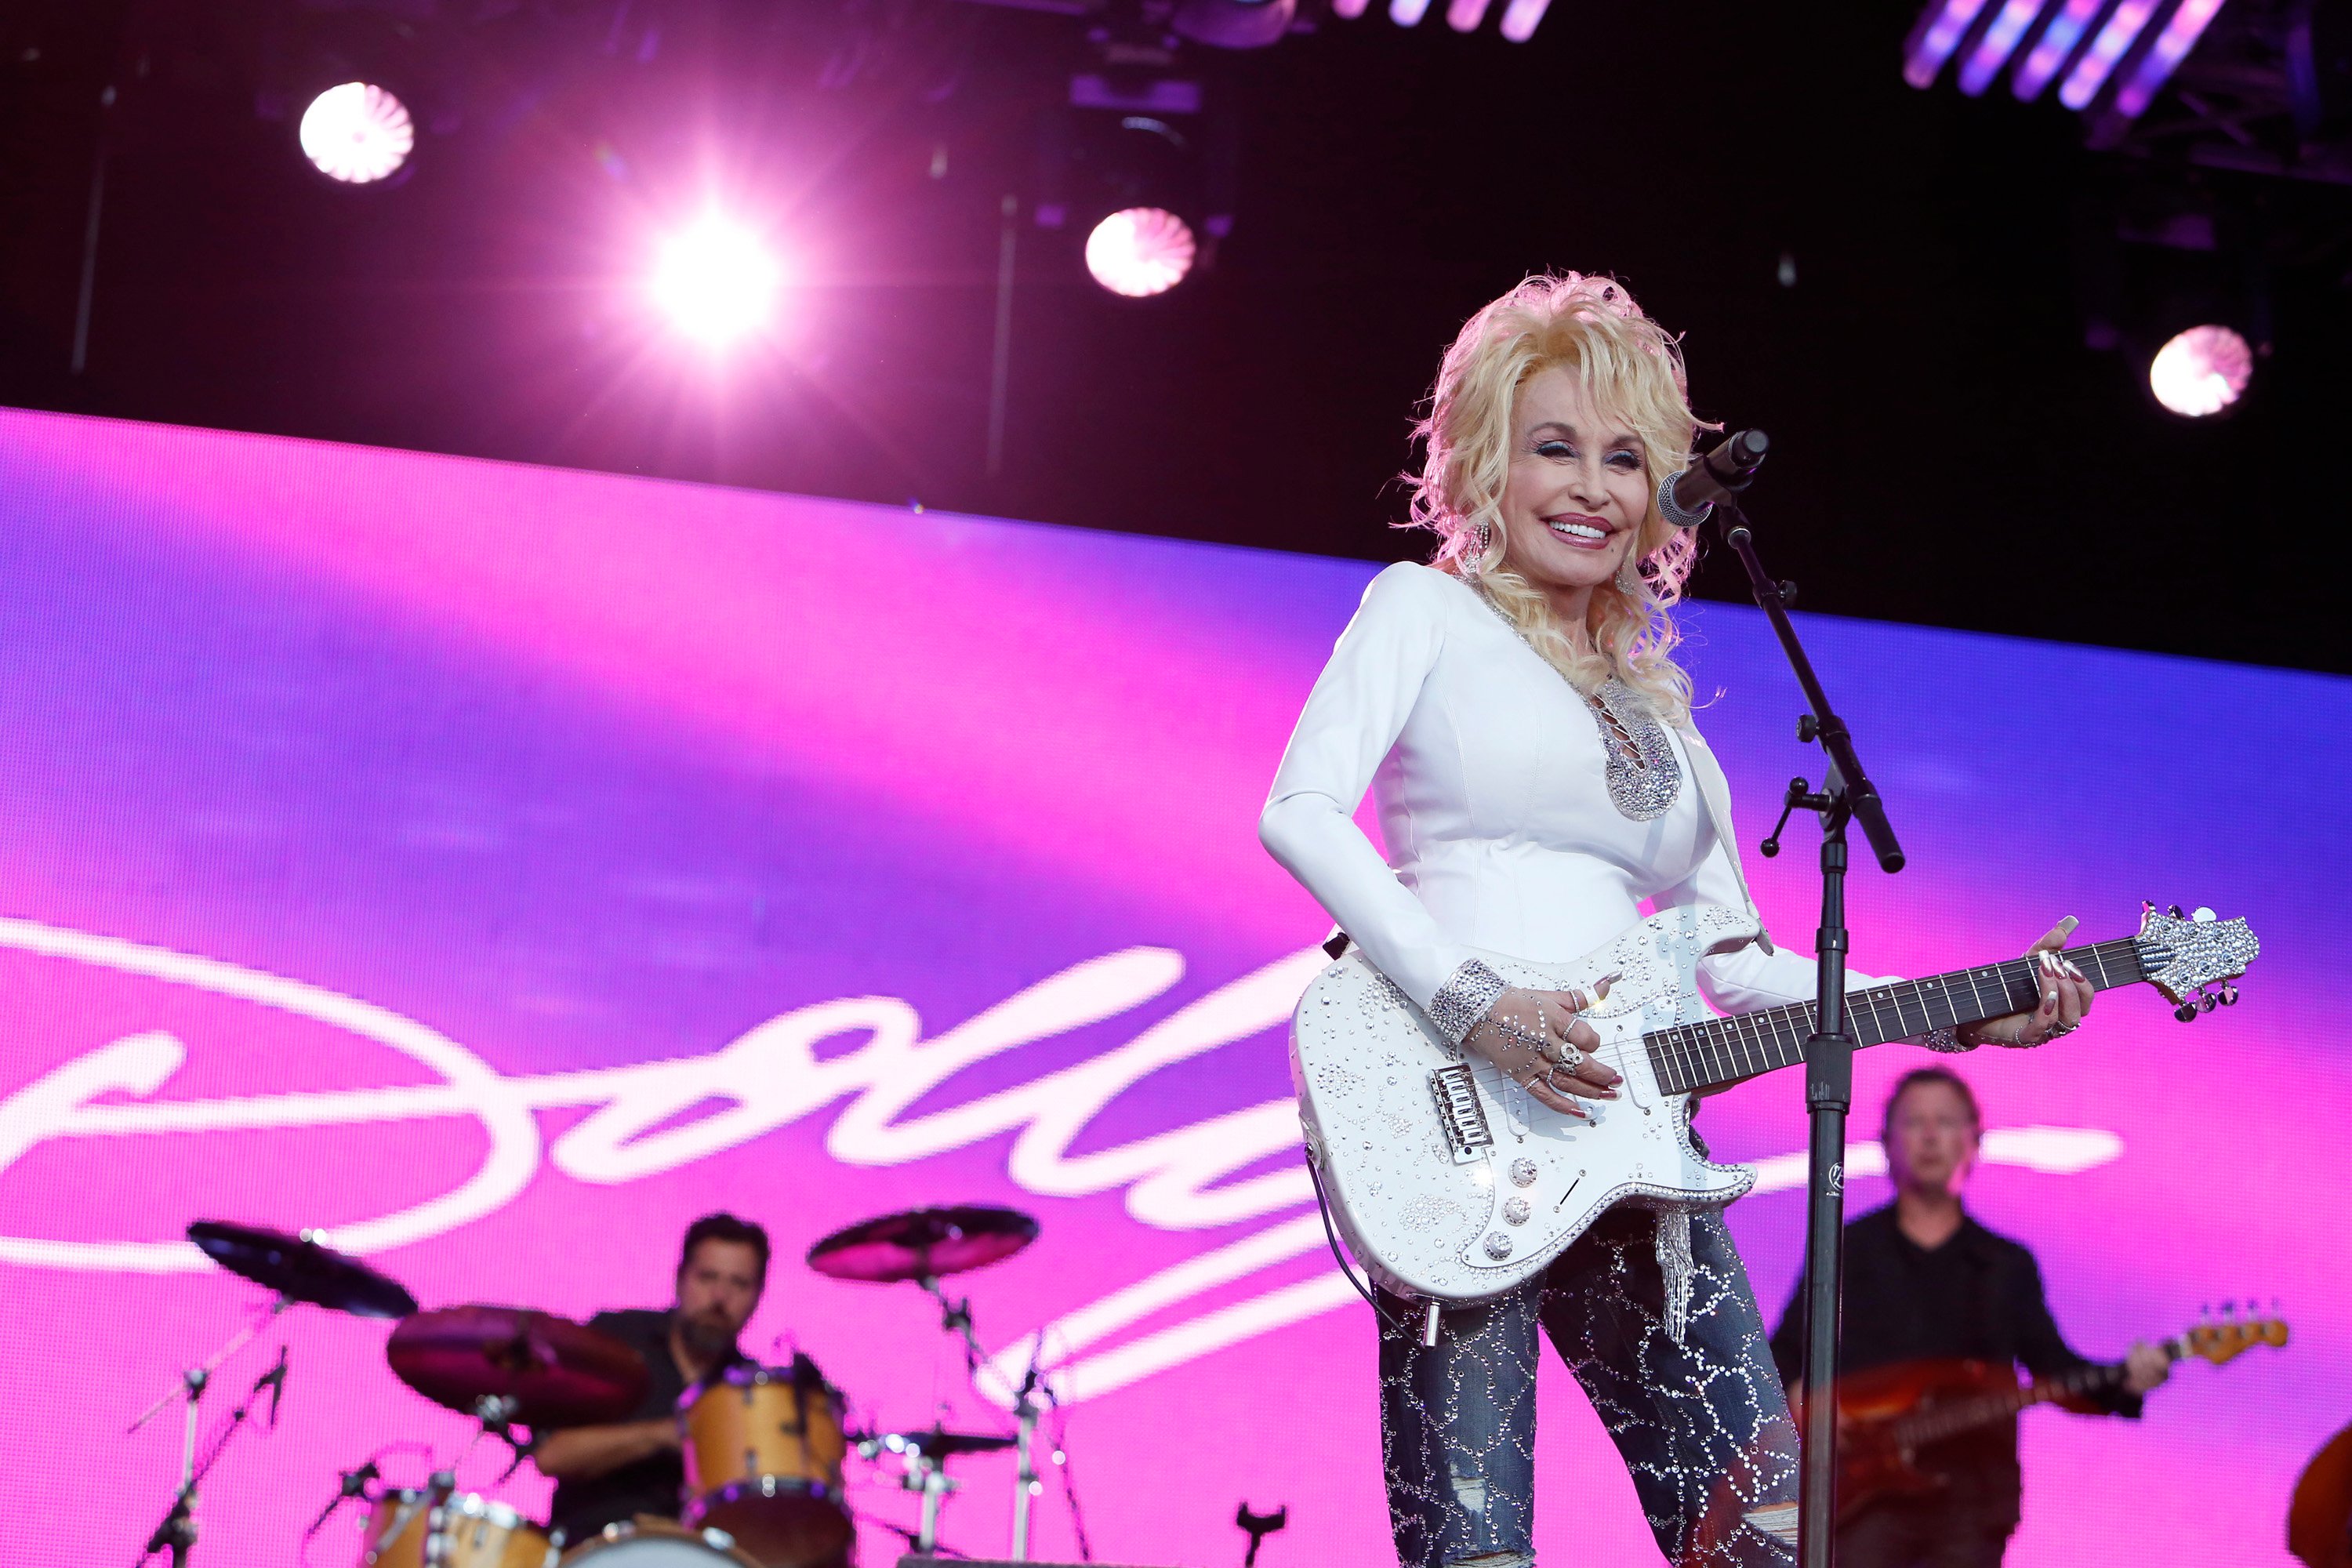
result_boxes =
[1533,439,1644,471]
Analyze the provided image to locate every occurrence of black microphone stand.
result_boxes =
[1700,448,1904,1568]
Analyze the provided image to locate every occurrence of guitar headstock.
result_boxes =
[2136,902,2259,1018]
[2179,1311,2290,1366]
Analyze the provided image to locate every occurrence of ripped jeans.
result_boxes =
[1377,1207,1800,1568]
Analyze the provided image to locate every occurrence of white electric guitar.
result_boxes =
[1290,902,2259,1305]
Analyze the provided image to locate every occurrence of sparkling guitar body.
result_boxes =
[1290,902,1763,1305]
[1290,898,2259,1307]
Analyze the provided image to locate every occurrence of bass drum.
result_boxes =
[361,1490,557,1568]
[558,1519,764,1566]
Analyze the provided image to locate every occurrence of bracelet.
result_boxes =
[1918,1027,1971,1054]
[1428,959,1508,1046]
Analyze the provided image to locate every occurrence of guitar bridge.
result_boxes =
[1429,1064,1494,1163]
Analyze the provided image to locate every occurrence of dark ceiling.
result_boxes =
[5,0,2349,673]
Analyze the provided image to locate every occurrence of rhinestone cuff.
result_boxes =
[1918,1027,1971,1054]
[1428,959,1508,1045]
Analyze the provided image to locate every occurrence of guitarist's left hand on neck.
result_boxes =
[1957,916,2098,1047]
[2122,1340,2172,1396]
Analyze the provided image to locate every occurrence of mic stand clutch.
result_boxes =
[1702,445,1906,1568]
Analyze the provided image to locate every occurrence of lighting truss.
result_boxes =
[1330,0,1554,45]
[1904,0,2234,119]
[1905,0,2351,182]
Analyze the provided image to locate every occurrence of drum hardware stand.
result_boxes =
[922,1275,1052,1563]
[1702,437,1906,1568]
[1009,1362,1044,1562]
[130,1334,292,1566]
[1235,1503,1287,1566]
[127,1297,294,1568]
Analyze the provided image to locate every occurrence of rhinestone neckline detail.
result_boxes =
[1469,583,1684,822]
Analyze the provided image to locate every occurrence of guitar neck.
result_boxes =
[1889,1356,2138,1448]
[1645,938,2149,1098]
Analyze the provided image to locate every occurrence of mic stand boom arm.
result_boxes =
[1711,493,1905,1568]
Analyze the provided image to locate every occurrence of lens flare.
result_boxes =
[2148,325,2252,418]
[650,218,783,347]
[299,83,415,185]
[1084,208,1196,299]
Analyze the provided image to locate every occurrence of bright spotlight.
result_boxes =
[651,219,783,347]
[1084,208,1196,299]
[2148,324,2252,418]
[299,82,414,185]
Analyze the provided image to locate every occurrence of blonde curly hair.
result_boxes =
[1405,272,1708,726]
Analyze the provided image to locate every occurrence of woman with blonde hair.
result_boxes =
[1258,274,2091,1568]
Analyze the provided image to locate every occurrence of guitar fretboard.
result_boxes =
[1643,938,2148,1098]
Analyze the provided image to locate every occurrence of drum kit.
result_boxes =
[132,1206,1060,1568]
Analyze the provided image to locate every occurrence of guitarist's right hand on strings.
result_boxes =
[1464,982,1623,1117]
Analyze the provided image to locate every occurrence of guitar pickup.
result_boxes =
[1430,1064,1494,1163]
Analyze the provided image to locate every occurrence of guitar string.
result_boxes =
[1638,939,2151,1096]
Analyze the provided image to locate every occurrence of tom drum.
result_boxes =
[360,1490,557,1568]
[677,1366,852,1567]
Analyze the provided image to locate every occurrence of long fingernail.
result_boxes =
[2054,916,2079,938]
[2063,960,2085,981]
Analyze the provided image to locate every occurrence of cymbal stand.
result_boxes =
[128,1297,292,1568]
[920,1274,1044,1562]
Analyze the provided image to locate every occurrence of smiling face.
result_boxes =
[1495,365,1653,622]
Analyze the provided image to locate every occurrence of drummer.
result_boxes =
[537,1213,822,1545]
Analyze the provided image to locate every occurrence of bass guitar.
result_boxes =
[1835,1312,2289,1523]
[1290,901,2259,1305]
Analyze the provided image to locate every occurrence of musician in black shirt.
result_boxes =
[539,1213,818,1546]
[1769,1067,2169,1568]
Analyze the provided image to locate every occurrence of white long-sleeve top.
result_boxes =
[1260,561,1894,1021]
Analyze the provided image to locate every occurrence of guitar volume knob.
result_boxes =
[1509,1159,1539,1188]
[1483,1232,1514,1260]
[1503,1198,1531,1225]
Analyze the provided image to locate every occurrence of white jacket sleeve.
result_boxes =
[1657,799,1900,1015]
[1258,564,1487,1020]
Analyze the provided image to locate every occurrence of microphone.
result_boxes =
[305,1460,379,1537]
[1657,429,1770,529]
[255,1345,289,1428]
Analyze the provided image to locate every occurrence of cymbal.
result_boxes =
[863,1425,1020,1459]
[387,1305,648,1428]
[805,1206,1039,1284]
[187,1221,419,1319]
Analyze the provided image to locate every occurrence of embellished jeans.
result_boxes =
[1377,1207,1801,1568]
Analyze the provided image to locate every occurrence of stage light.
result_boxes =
[1084,208,1196,298]
[2112,0,2232,117]
[2148,324,2252,417]
[299,82,414,185]
[2060,0,2163,109]
[650,218,782,346]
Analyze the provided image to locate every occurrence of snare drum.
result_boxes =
[678,1366,852,1567]
[361,1490,557,1568]
[557,1518,762,1567]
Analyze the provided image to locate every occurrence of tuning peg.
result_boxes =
[2174,1002,2199,1022]
[2169,903,2186,918]
[2220,983,2240,1006]
[2199,989,2220,1013]
[2192,906,2216,923]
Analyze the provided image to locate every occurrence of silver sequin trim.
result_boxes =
[1468,586,1683,822]
[1655,1208,1694,1344]
[1589,679,1684,822]
[1429,959,1508,1045]
[1918,1027,1971,1054]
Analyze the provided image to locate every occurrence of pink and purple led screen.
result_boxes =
[0,405,2343,1567]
